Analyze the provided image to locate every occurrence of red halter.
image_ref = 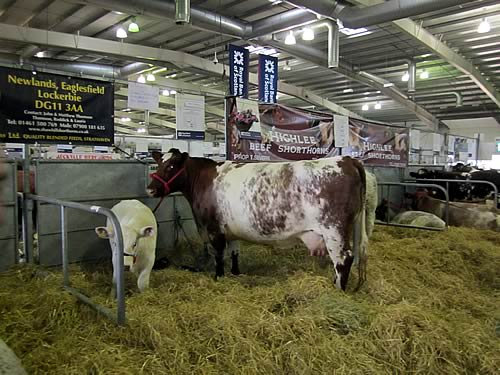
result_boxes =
[150,167,186,196]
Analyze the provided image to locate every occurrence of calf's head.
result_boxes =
[95,225,155,257]
[147,148,189,198]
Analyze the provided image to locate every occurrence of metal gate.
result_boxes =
[34,160,198,266]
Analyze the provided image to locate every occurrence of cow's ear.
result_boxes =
[152,151,164,164]
[181,152,189,162]
[139,226,155,238]
[95,227,111,239]
[167,148,181,156]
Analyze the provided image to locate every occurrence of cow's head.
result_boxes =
[147,148,189,198]
[95,224,155,258]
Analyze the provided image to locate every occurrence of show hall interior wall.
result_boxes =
[0,160,18,271]
[35,160,198,266]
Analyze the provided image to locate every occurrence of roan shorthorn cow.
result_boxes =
[95,200,157,297]
[147,149,375,290]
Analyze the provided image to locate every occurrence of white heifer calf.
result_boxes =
[95,200,157,296]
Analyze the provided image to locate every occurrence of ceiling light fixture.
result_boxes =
[401,72,409,82]
[362,104,369,111]
[137,74,146,83]
[283,60,291,71]
[116,27,127,39]
[146,73,155,82]
[285,31,296,45]
[35,51,44,58]
[137,128,146,133]
[420,70,429,79]
[152,67,167,74]
[374,102,382,110]
[170,90,177,95]
[122,117,131,122]
[302,27,314,41]
[477,18,490,34]
[162,89,170,96]
[343,88,353,93]
[383,82,394,87]
[128,19,140,33]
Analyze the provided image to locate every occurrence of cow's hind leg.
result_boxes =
[323,229,354,291]
[227,240,241,275]
[210,234,226,280]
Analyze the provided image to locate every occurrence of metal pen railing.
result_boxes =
[25,193,126,326]
[376,182,449,231]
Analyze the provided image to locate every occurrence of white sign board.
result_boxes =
[189,141,205,157]
[448,135,455,153]
[127,82,159,111]
[410,129,420,149]
[333,115,349,148]
[176,93,205,140]
[432,133,442,152]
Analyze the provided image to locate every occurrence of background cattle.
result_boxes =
[392,211,445,229]
[407,190,500,231]
[95,200,157,297]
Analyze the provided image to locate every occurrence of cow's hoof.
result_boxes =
[231,267,241,276]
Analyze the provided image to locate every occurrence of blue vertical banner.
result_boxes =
[229,44,249,98]
[258,54,278,103]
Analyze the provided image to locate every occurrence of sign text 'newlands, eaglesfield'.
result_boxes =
[0,67,114,146]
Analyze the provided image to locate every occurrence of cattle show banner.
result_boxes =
[258,54,278,104]
[226,96,409,167]
[229,44,249,98]
[0,67,114,146]
[228,97,261,141]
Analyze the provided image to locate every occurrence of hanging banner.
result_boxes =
[229,44,249,98]
[0,67,114,145]
[226,97,408,167]
[128,82,159,111]
[258,54,278,103]
[227,97,261,141]
[175,93,205,140]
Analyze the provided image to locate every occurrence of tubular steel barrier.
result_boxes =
[376,182,450,231]
[408,178,498,207]
[25,193,126,326]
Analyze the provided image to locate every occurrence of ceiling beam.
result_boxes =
[0,22,361,120]
[350,0,500,108]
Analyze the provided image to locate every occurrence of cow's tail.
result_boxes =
[353,159,369,291]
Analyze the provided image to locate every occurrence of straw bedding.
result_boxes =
[0,226,498,374]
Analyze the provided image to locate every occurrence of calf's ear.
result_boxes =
[95,227,111,239]
[139,226,155,238]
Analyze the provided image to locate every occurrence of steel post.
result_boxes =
[61,206,69,287]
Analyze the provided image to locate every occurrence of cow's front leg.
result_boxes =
[211,235,226,280]
[227,240,241,275]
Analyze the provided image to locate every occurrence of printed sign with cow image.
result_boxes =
[226,96,409,167]
[227,97,262,141]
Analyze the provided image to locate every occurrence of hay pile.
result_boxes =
[0,226,498,374]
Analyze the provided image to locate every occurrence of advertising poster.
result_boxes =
[226,97,408,167]
[227,97,261,141]
[175,93,205,140]
[0,67,114,145]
